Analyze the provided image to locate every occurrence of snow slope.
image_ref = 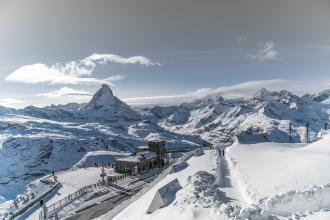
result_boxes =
[227,131,330,216]
[100,149,218,220]
[106,132,330,220]
[105,149,279,220]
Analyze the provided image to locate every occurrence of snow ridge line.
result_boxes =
[259,183,330,216]
[226,145,330,217]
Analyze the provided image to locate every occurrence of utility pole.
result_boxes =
[306,122,310,143]
[289,122,292,142]
[316,119,319,140]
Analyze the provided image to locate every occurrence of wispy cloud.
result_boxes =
[236,35,248,45]
[247,42,279,61]
[5,53,158,85]
[37,87,93,99]
[0,98,25,108]
[125,78,330,107]
[84,53,160,66]
[124,79,290,106]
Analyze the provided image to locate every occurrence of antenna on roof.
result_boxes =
[306,121,310,143]
[325,120,328,130]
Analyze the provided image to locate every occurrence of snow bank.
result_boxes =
[182,170,279,220]
[227,131,330,216]
[261,183,330,216]
[300,210,330,220]
[185,171,217,207]
[73,151,129,168]
[146,178,181,213]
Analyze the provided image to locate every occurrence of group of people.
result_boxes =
[94,162,113,168]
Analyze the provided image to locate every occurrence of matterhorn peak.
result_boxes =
[84,84,117,110]
[100,84,114,97]
[82,84,140,120]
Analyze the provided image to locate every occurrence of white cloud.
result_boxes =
[5,53,157,85]
[37,87,93,99]
[247,42,279,61]
[0,98,25,108]
[5,64,124,86]
[84,53,160,66]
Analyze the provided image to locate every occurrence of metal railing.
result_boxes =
[45,174,128,219]
[41,150,196,219]
[46,184,96,218]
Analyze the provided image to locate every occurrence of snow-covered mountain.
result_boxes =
[18,84,140,121]
[302,89,330,104]
[146,88,330,144]
[0,85,205,201]
[1,85,330,203]
[80,84,141,120]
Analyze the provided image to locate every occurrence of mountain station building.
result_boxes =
[115,140,168,175]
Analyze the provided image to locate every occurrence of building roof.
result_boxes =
[116,150,158,163]
[137,146,149,150]
[137,150,158,160]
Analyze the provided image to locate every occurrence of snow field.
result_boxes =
[227,132,330,216]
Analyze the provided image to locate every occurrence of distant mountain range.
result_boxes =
[145,88,330,144]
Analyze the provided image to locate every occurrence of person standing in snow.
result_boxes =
[13,199,18,209]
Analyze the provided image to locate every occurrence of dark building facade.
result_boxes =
[115,140,168,174]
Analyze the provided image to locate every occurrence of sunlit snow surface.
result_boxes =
[102,150,219,220]
[228,132,330,216]
[104,133,330,220]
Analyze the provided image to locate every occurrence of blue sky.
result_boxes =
[0,0,329,108]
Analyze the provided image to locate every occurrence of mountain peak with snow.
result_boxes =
[82,84,140,120]
[303,89,330,103]
[100,84,114,96]
[85,84,114,109]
